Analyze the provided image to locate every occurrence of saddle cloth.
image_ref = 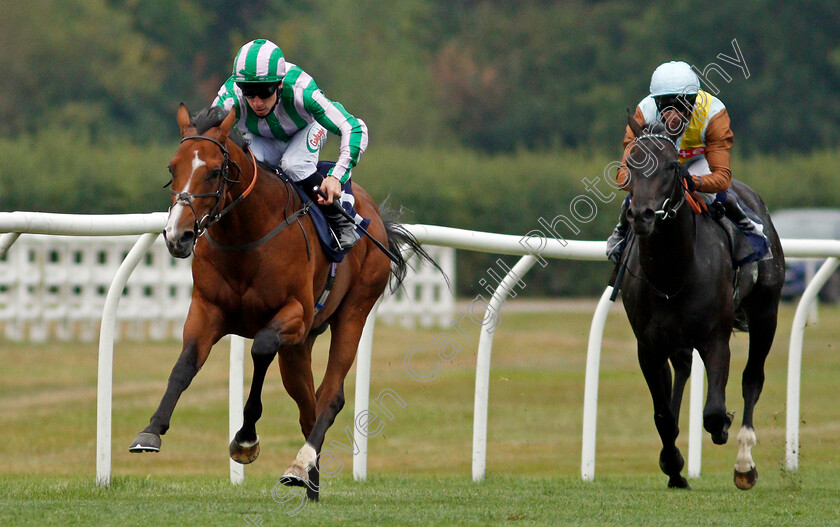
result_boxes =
[705,190,770,267]
[289,161,370,263]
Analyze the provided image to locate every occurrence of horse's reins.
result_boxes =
[170,135,258,238]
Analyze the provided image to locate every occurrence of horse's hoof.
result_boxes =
[229,435,260,464]
[279,465,309,488]
[667,475,691,489]
[734,466,758,490]
[129,432,161,453]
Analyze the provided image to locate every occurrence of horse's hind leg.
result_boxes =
[639,346,689,489]
[275,337,319,499]
[734,306,777,490]
[280,303,373,500]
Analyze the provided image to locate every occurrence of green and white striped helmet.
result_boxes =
[231,39,286,83]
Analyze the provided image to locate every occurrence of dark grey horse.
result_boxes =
[619,115,785,489]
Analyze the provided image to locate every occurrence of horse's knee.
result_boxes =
[253,329,281,358]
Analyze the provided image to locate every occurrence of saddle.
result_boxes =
[263,160,370,263]
[683,190,759,268]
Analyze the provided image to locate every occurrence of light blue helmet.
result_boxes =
[650,61,700,97]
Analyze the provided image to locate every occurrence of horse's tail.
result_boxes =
[379,201,451,294]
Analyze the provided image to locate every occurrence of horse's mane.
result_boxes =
[191,106,249,150]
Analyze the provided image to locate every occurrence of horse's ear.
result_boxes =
[627,108,643,138]
[176,103,192,137]
[218,108,236,137]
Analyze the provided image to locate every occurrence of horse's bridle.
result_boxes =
[632,133,689,221]
[169,135,255,238]
[627,133,697,299]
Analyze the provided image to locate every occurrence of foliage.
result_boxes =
[1,1,839,151]
[1,1,838,295]
[1,130,836,295]
[0,127,170,213]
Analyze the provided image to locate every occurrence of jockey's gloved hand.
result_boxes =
[676,163,695,192]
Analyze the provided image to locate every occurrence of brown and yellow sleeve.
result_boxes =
[691,109,734,193]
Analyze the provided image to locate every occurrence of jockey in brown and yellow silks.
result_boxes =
[606,61,768,265]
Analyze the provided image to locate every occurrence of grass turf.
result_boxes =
[1,301,839,525]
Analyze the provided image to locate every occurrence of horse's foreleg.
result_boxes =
[130,312,219,453]
[231,302,307,465]
[669,347,693,419]
[639,346,688,489]
[699,338,733,445]
[229,329,278,464]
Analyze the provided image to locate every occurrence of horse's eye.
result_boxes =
[209,168,222,180]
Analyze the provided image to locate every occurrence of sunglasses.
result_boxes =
[237,82,279,100]
[654,94,697,114]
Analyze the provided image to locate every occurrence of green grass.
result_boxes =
[1,302,839,525]
[1,471,838,526]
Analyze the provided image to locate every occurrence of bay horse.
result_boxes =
[619,115,784,489]
[130,104,435,500]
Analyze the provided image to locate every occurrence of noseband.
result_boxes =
[170,135,256,239]
[632,133,687,220]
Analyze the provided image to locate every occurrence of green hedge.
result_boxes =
[1,132,836,296]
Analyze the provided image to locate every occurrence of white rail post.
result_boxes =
[353,300,381,481]
[96,232,159,486]
[687,349,704,478]
[580,286,614,481]
[0,232,21,257]
[786,256,840,471]
[229,336,245,484]
[472,255,537,482]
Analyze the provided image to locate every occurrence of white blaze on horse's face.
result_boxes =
[163,149,209,258]
[164,150,205,230]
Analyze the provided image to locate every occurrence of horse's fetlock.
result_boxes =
[330,394,345,413]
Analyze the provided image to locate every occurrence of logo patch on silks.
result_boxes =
[307,126,327,152]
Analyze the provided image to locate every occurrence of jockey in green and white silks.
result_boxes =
[213,38,368,249]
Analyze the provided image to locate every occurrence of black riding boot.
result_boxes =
[299,171,361,251]
[720,192,770,263]
[321,203,361,251]
[606,196,631,264]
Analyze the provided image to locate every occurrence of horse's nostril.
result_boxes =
[642,209,656,221]
[181,231,195,245]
